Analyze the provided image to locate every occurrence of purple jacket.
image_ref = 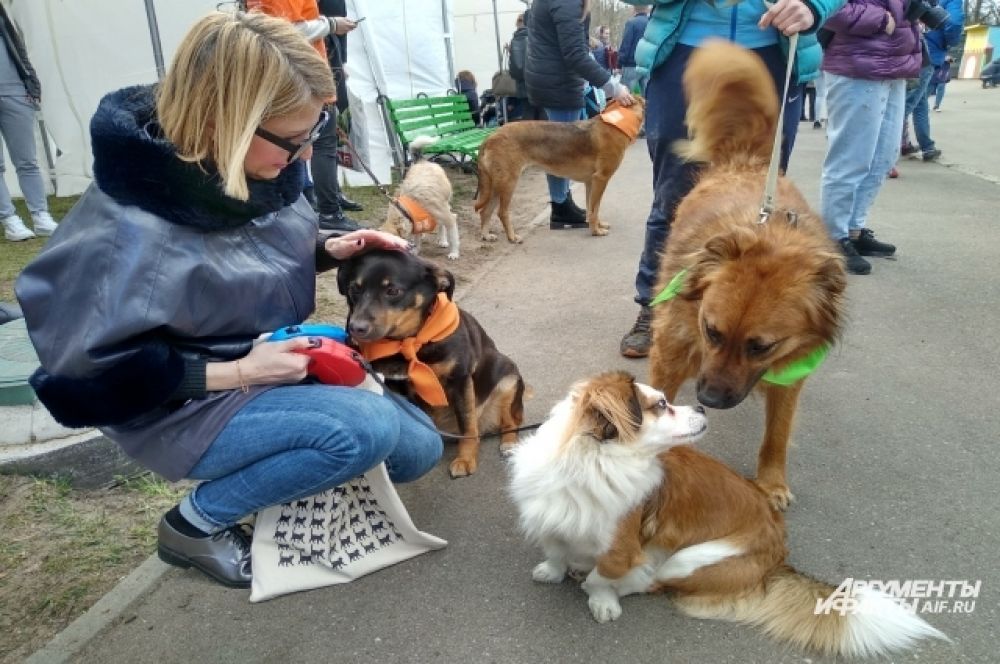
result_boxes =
[821,0,921,80]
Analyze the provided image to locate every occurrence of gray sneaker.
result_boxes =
[620,305,653,358]
[157,516,252,588]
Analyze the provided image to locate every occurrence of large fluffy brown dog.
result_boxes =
[473,98,645,243]
[647,41,847,510]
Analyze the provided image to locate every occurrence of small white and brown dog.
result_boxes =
[508,371,946,658]
[380,137,460,260]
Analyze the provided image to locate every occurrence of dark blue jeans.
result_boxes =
[179,385,443,532]
[634,43,803,305]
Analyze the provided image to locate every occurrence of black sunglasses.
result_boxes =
[254,110,329,163]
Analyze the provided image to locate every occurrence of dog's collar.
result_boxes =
[355,293,459,406]
[649,268,829,386]
[396,195,436,233]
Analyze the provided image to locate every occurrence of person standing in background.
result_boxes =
[930,55,953,110]
[525,0,634,230]
[507,12,545,121]
[618,5,651,95]
[249,0,360,231]
[0,4,56,242]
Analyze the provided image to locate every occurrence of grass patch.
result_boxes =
[0,196,78,303]
[0,473,190,662]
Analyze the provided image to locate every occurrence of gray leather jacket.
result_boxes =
[15,85,334,479]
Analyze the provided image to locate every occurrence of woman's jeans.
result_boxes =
[820,74,905,241]
[633,43,802,305]
[0,95,48,217]
[179,385,443,533]
[542,107,586,203]
[904,64,935,151]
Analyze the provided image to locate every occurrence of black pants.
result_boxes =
[633,43,803,305]
[310,104,342,217]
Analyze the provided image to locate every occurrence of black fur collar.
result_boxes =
[90,85,305,231]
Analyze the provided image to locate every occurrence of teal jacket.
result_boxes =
[621,0,844,84]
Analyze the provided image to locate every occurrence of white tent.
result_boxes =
[2,0,474,197]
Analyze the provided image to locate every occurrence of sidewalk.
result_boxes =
[29,82,1000,664]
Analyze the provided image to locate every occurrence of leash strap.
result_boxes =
[336,126,416,227]
[758,31,798,224]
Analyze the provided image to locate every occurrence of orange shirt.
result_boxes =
[248,0,327,59]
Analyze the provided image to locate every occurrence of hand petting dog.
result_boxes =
[325,229,409,261]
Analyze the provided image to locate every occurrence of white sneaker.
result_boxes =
[32,211,58,236]
[2,214,35,241]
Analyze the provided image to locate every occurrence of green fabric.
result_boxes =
[649,268,829,385]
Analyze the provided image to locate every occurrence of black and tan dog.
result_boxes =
[337,249,527,478]
[473,98,645,243]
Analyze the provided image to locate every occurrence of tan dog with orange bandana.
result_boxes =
[379,143,460,259]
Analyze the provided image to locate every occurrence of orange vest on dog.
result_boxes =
[600,100,642,142]
[396,195,437,233]
[356,293,459,407]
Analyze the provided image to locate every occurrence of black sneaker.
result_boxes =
[620,305,653,358]
[901,144,920,156]
[922,148,941,162]
[550,197,588,229]
[838,238,872,275]
[852,228,896,257]
[337,193,364,212]
[319,211,361,232]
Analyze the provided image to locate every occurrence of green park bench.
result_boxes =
[385,94,495,169]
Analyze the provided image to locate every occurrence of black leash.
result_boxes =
[357,356,543,441]
[336,126,416,227]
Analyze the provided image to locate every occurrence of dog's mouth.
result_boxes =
[671,417,708,444]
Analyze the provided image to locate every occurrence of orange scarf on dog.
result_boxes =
[600,100,642,142]
[356,293,460,407]
[397,195,437,233]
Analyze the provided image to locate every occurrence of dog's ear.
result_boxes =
[680,227,757,300]
[336,257,358,300]
[806,251,847,341]
[427,263,456,300]
[575,372,643,443]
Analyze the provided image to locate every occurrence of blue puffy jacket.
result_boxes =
[924,0,964,66]
[620,0,845,84]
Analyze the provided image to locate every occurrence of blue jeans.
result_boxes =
[931,81,947,109]
[633,43,802,305]
[820,74,906,240]
[0,95,49,217]
[179,385,443,533]
[542,107,586,203]
[904,64,935,151]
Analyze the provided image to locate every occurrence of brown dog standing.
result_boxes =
[337,249,527,478]
[646,42,846,510]
[474,98,645,243]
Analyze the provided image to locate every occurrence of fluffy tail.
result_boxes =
[408,135,439,159]
[678,39,780,164]
[675,566,948,658]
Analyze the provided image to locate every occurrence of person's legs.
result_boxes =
[933,81,946,110]
[311,105,360,230]
[542,106,588,227]
[820,73,890,274]
[909,65,936,155]
[178,385,442,533]
[541,107,585,204]
[849,79,904,243]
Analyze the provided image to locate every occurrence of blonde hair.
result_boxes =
[157,11,335,201]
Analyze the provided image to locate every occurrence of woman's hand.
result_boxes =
[758,0,816,35]
[238,338,313,386]
[324,229,409,261]
[612,83,636,107]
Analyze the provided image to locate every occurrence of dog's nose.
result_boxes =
[348,320,371,338]
[696,385,737,410]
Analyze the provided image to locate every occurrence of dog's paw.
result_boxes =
[756,480,795,511]
[449,456,478,478]
[437,238,450,249]
[507,234,522,244]
[590,226,609,237]
[481,232,498,242]
[587,591,623,623]
[446,251,460,260]
[532,560,566,584]
[499,441,518,457]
